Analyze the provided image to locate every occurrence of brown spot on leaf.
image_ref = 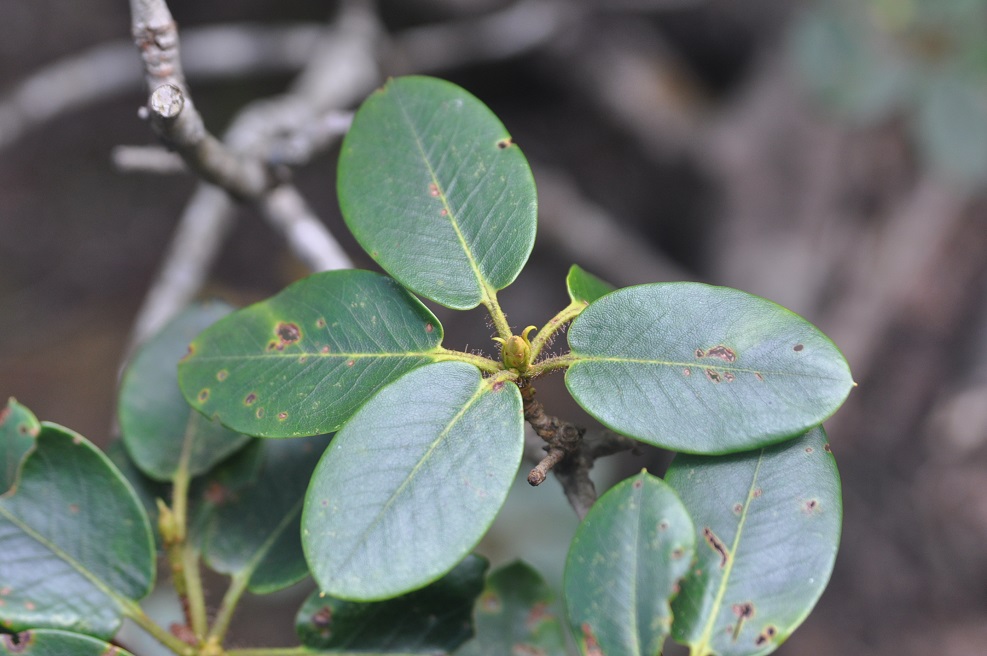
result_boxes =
[793,344,804,352]
[492,381,505,392]
[197,389,210,403]
[316,318,327,328]
[216,369,228,382]
[512,645,546,656]
[526,602,551,628]
[705,369,722,383]
[244,393,257,406]
[497,137,513,149]
[732,602,756,641]
[683,367,691,376]
[23,601,34,611]
[803,499,820,514]
[659,520,669,531]
[704,527,729,567]
[724,372,736,383]
[633,478,643,489]
[440,208,448,216]
[0,406,9,426]
[755,625,778,646]
[277,411,289,421]
[298,355,309,364]
[346,359,355,367]
[102,647,122,656]
[754,372,764,382]
[697,344,737,362]
[429,183,440,197]
[204,481,233,505]
[2,631,33,653]
[277,322,301,344]
[182,344,195,361]
[255,408,265,419]
[824,443,832,453]
[320,345,331,354]
[671,547,685,560]
[311,605,332,634]
[68,504,79,514]
[733,503,743,515]
[581,623,604,656]
[425,323,434,333]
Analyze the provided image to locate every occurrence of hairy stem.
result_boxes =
[481,287,513,341]
[432,347,502,374]
[528,299,586,361]
[122,601,197,656]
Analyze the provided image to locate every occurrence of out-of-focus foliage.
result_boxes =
[792,0,987,185]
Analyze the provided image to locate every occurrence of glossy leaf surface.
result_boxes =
[338,76,537,309]
[179,270,444,437]
[566,283,854,453]
[296,554,487,653]
[200,434,330,593]
[667,428,842,656]
[566,264,614,306]
[303,362,523,600]
[0,424,154,638]
[457,561,568,656]
[119,303,249,481]
[564,471,695,656]
[0,398,38,493]
[0,629,134,656]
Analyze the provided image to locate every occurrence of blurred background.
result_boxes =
[3,0,987,654]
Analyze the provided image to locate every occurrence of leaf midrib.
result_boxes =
[569,356,848,381]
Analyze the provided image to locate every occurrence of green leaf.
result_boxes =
[338,76,537,310]
[456,561,568,656]
[105,440,169,549]
[200,434,331,593]
[565,283,854,454]
[119,303,250,481]
[563,471,695,656]
[178,270,444,438]
[0,424,155,639]
[296,554,487,653]
[303,362,523,600]
[666,428,842,656]
[0,398,39,493]
[566,264,614,306]
[0,629,135,656]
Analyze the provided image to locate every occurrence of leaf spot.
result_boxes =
[23,601,35,611]
[277,411,289,421]
[754,372,764,381]
[512,644,547,656]
[276,321,302,344]
[255,408,265,419]
[526,602,551,628]
[803,498,820,514]
[753,487,763,498]
[320,345,331,354]
[311,606,332,636]
[659,520,669,531]
[704,369,722,384]
[298,355,309,364]
[733,503,743,515]
[497,137,513,149]
[346,359,355,367]
[205,482,233,505]
[425,322,434,333]
[671,547,685,560]
[732,602,756,641]
[197,389,210,403]
[755,625,778,646]
[429,183,440,197]
[244,393,258,406]
[793,343,804,352]
[216,369,228,382]
[0,406,9,426]
[2,631,33,653]
[683,367,691,376]
[316,318,327,328]
[805,446,814,454]
[824,443,832,453]
[696,344,737,362]
[703,527,729,568]
[581,623,604,656]
[633,478,643,489]
[480,591,501,613]
[68,503,79,514]
[723,371,736,383]
[440,208,448,216]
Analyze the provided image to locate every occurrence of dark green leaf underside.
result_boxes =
[566,283,854,454]
[457,561,568,656]
[338,76,537,309]
[179,270,444,438]
[564,471,695,656]
[303,361,523,600]
[666,428,842,656]
[297,555,487,653]
[0,424,154,639]
[119,302,249,481]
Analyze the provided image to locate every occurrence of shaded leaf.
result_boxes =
[104,440,169,549]
[566,264,614,306]
[0,424,155,639]
[914,71,987,186]
[338,76,537,310]
[119,302,250,481]
[178,270,444,438]
[0,399,38,493]
[564,471,695,656]
[303,362,523,600]
[0,629,134,656]
[666,428,842,656]
[457,561,568,656]
[297,554,487,653]
[566,283,854,454]
[200,434,331,593]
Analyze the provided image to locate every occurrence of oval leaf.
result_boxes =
[296,554,487,653]
[1,398,39,493]
[566,283,854,453]
[456,561,568,656]
[178,270,444,438]
[120,303,250,481]
[0,629,135,656]
[564,471,695,656]
[0,424,155,638]
[566,264,614,306]
[199,434,331,593]
[666,428,842,656]
[338,76,537,310]
[303,361,523,600]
